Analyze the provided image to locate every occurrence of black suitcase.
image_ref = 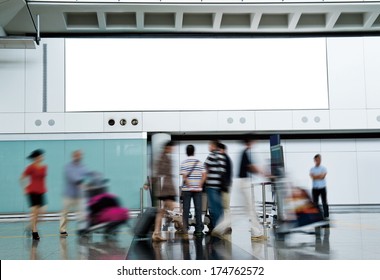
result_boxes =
[134,207,157,237]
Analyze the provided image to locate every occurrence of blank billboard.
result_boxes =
[65,37,329,112]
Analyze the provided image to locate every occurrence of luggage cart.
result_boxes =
[254,181,277,228]
[142,176,210,233]
[78,174,129,238]
[272,177,329,240]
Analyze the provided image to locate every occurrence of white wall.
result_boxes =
[2,36,380,133]
[171,138,380,206]
[284,138,380,205]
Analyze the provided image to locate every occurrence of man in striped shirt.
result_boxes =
[204,140,227,234]
[180,145,206,239]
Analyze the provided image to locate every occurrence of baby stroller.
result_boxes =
[78,174,130,238]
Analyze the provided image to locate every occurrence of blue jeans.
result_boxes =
[206,187,223,229]
[182,191,203,233]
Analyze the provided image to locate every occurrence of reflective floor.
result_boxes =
[1,208,380,260]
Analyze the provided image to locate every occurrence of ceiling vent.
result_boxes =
[64,12,99,29]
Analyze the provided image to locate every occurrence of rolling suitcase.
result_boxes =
[134,207,157,238]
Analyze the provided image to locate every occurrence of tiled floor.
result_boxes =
[1,208,380,260]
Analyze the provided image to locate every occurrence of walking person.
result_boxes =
[310,154,329,220]
[180,144,206,239]
[59,150,90,237]
[152,140,178,242]
[20,149,47,240]
[204,140,226,235]
[237,137,267,241]
[218,142,233,233]
[211,142,234,238]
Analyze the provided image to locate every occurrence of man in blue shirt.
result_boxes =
[310,154,329,220]
[59,150,90,236]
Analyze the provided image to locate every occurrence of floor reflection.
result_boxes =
[1,210,380,260]
[30,240,40,260]
[77,236,129,260]
[315,226,330,254]
[273,226,331,260]
[127,232,256,260]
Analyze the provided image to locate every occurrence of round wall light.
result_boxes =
[108,119,115,126]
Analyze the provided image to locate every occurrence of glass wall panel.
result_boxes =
[0,137,147,214]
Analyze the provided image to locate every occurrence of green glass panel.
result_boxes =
[104,139,147,210]
[0,138,147,214]
[0,141,26,213]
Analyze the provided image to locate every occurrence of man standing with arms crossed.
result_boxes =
[310,154,329,220]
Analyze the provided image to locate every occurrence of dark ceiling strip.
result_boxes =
[27,30,380,39]
[164,132,380,142]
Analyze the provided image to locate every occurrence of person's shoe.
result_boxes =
[60,231,68,237]
[32,232,40,240]
[152,233,167,242]
[251,235,268,242]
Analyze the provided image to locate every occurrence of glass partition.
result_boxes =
[0,138,147,214]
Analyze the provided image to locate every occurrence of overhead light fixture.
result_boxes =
[0,37,36,49]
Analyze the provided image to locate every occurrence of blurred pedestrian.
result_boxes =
[20,149,47,240]
[180,144,206,239]
[211,142,234,238]
[237,137,267,241]
[204,140,226,235]
[59,150,90,237]
[152,140,178,242]
[218,142,233,233]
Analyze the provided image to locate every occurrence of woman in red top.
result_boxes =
[20,149,47,240]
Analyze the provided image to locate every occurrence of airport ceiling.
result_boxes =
[1,0,380,40]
